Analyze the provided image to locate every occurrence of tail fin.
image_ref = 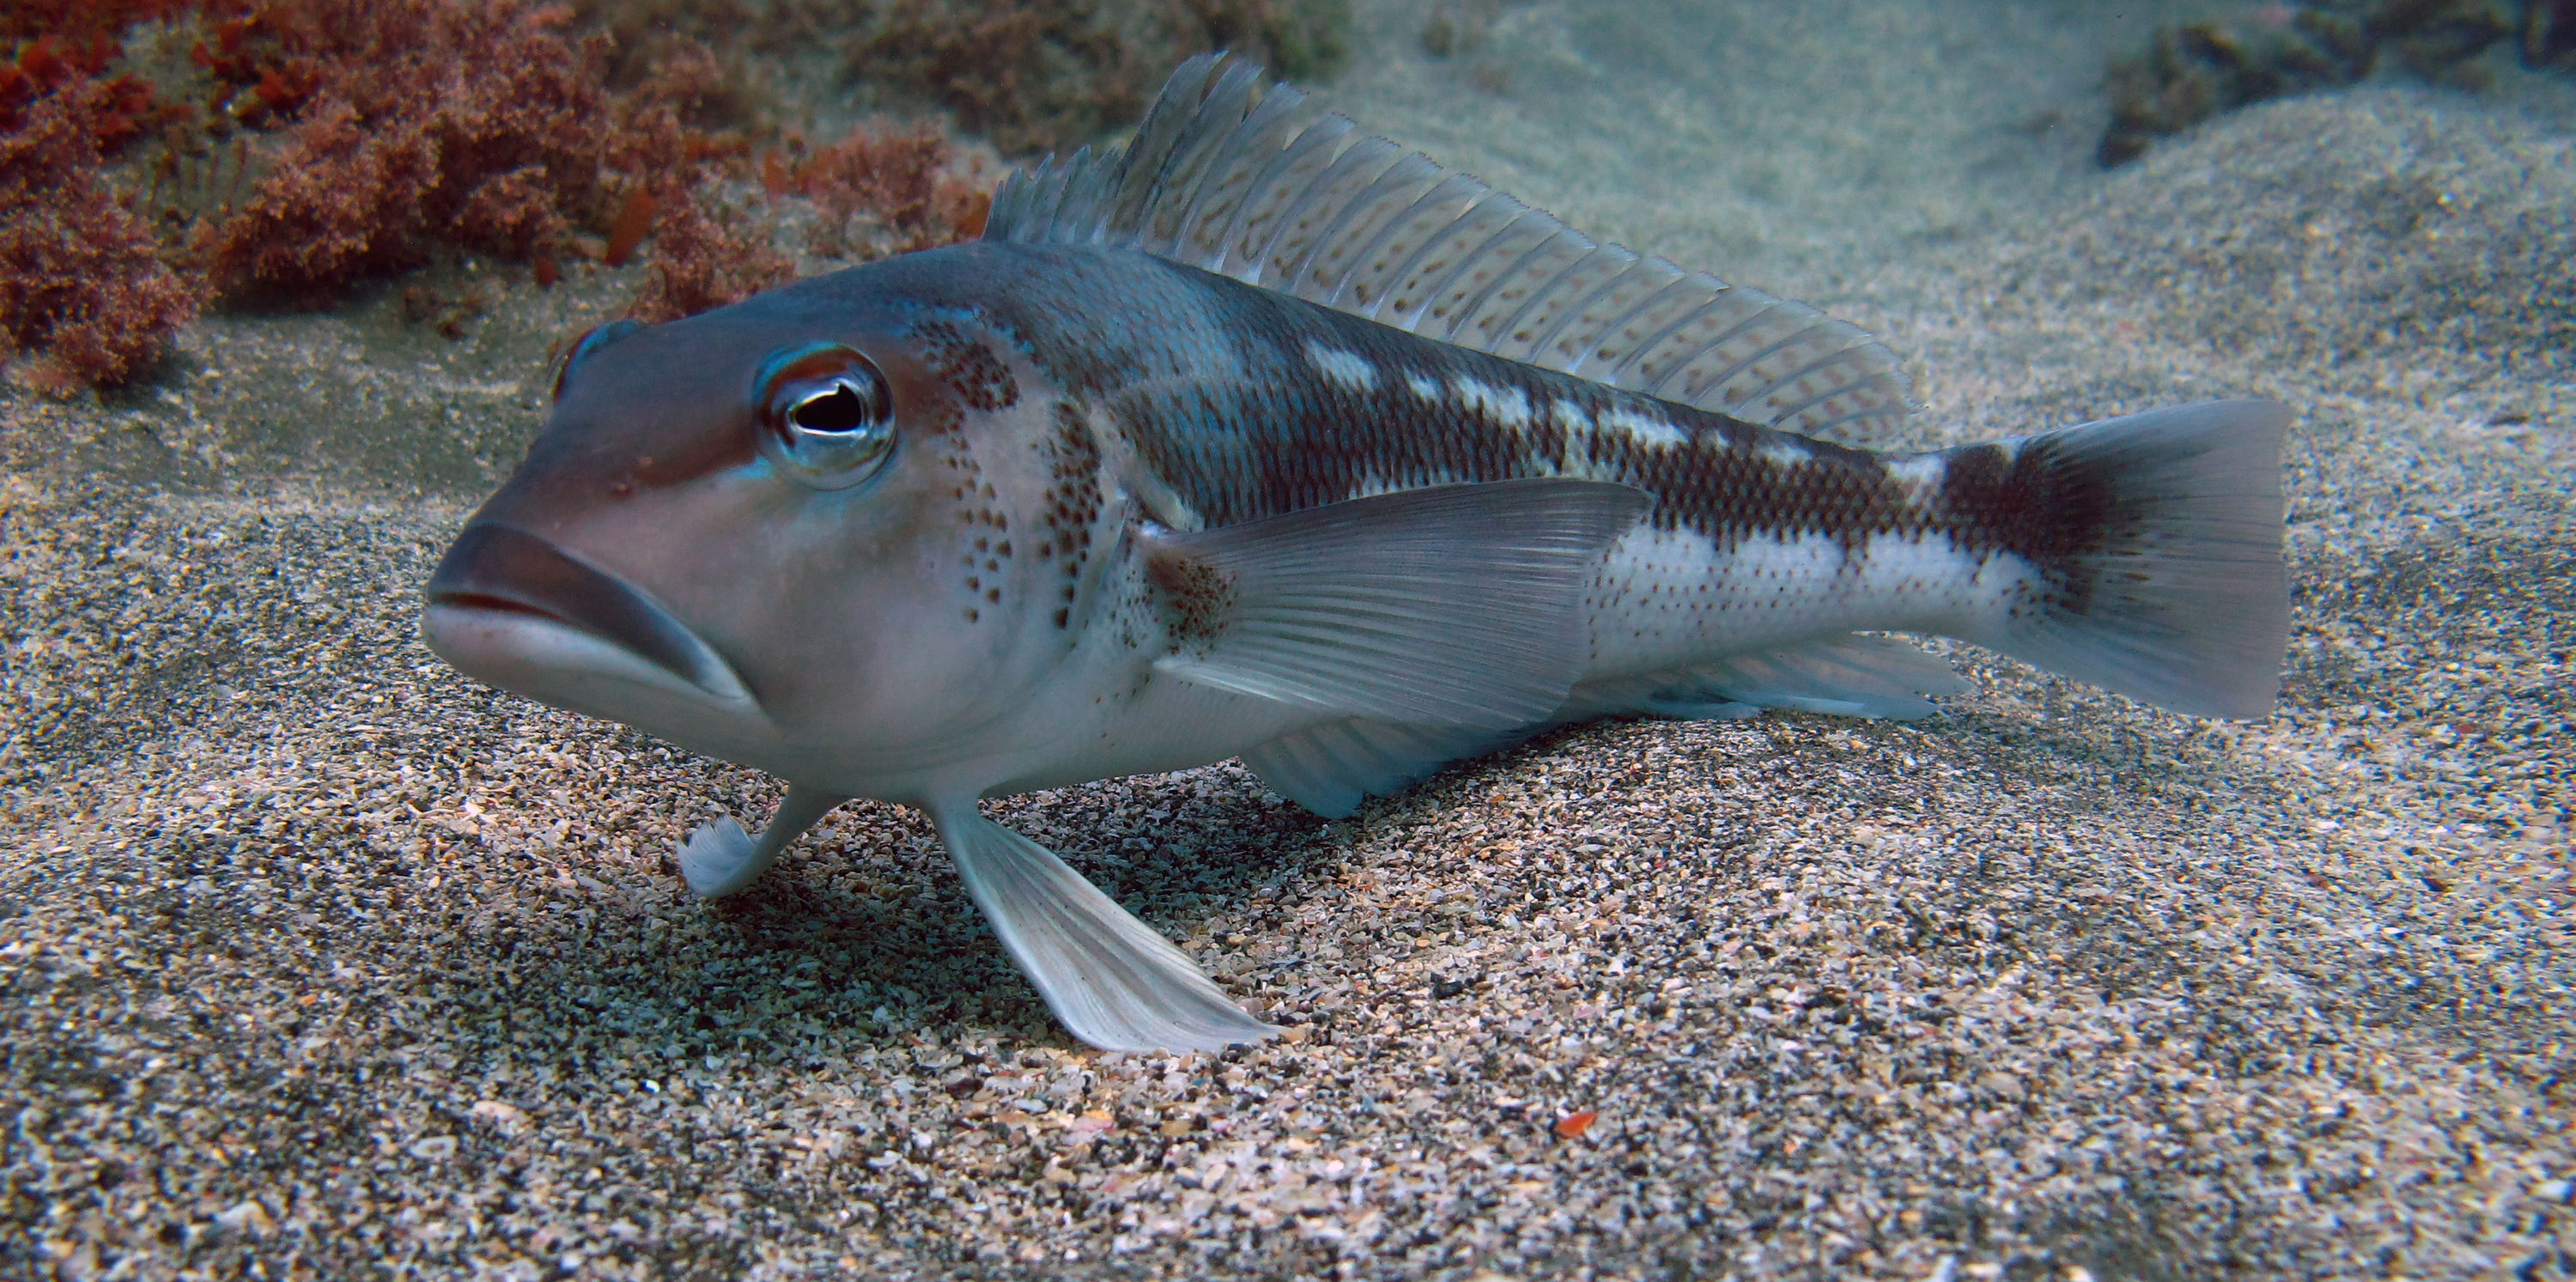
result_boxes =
[1961,399,2290,720]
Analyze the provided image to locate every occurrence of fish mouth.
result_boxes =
[422,522,758,714]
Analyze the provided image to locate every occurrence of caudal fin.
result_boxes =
[1962,399,2290,720]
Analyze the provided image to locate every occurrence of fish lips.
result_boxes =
[422,522,762,723]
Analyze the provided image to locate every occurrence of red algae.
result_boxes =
[0,0,776,387]
[0,83,197,394]
[0,1,197,45]
[0,0,1290,392]
[621,186,793,325]
[2098,0,2569,166]
[600,186,658,269]
[192,0,626,298]
[787,125,989,256]
[857,0,1149,156]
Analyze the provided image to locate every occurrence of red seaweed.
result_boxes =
[787,125,985,256]
[0,0,1057,391]
[621,185,793,324]
[600,186,656,268]
[192,0,626,298]
[0,84,199,394]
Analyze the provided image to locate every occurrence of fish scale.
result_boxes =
[1067,259,2047,683]
[421,55,2289,1054]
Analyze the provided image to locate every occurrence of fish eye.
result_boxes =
[552,319,645,402]
[751,343,896,490]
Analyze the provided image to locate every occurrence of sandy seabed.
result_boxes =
[5,1,2573,1279]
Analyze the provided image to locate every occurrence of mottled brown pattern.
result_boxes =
[910,319,1020,411]
[1114,350,1928,564]
[910,391,999,623]
[1610,431,1912,557]
[890,245,2122,621]
[1039,400,1105,629]
[1145,550,1234,650]
[738,246,2101,614]
[1091,272,2131,611]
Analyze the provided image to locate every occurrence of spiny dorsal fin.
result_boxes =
[984,52,1916,439]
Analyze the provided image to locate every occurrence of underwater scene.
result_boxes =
[5,0,2573,1277]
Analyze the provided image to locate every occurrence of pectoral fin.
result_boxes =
[1564,633,1970,722]
[1242,718,1519,817]
[1144,479,1648,729]
[934,805,1279,1054]
[677,783,846,898]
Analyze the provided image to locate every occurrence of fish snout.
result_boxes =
[422,522,758,714]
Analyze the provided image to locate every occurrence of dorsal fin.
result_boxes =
[984,53,1915,439]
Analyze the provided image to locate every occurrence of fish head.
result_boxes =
[422,272,1077,776]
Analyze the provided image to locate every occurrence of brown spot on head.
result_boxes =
[911,319,1020,411]
[1040,399,1106,590]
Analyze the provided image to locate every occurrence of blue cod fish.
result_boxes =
[422,55,2289,1054]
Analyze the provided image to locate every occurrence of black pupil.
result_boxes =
[789,381,871,434]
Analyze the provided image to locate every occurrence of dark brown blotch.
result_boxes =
[1147,550,1235,650]
[1939,440,2116,559]
[1936,439,2118,614]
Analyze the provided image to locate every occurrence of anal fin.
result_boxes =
[1570,634,1969,723]
[1242,718,1517,817]
[934,805,1278,1054]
